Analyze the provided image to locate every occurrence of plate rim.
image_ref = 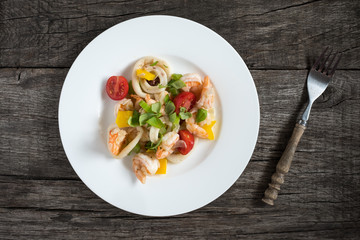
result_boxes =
[58,15,260,216]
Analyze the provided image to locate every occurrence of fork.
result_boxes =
[262,48,342,205]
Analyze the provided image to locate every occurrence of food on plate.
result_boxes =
[105,56,217,183]
[106,76,129,100]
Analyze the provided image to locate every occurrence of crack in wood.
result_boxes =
[227,0,322,21]
[252,0,323,17]
[235,227,359,236]
[1,206,104,213]
[0,174,79,181]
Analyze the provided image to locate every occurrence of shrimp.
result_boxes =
[180,73,202,92]
[145,94,156,105]
[130,94,143,110]
[114,98,134,116]
[196,76,214,110]
[185,108,208,139]
[156,131,179,159]
[132,153,160,184]
[108,127,127,156]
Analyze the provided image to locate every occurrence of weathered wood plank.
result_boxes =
[1,69,359,238]
[0,68,77,179]
[0,0,359,69]
[0,177,359,239]
[0,209,359,239]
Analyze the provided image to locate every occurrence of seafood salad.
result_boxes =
[105,56,217,184]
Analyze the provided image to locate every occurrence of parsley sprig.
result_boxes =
[128,100,164,129]
[158,73,186,97]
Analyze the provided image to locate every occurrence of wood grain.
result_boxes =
[1,0,360,239]
[0,0,359,69]
[1,68,359,238]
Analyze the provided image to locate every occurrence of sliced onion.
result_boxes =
[149,126,159,143]
[173,140,187,150]
[132,77,147,98]
[115,126,144,159]
[166,154,187,164]
[167,138,198,164]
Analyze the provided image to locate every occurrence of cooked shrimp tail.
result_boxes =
[107,126,127,156]
[156,131,179,159]
[185,109,208,139]
[132,153,160,184]
[196,76,214,109]
[180,73,202,92]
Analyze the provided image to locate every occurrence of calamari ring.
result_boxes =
[132,56,171,97]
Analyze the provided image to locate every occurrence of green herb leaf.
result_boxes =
[179,107,192,120]
[151,102,161,113]
[158,84,167,89]
[163,64,168,68]
[170,80,186,89]
[167,79,175,86]
[168,87,179,97]
[160,127,167,135]
[179,111,192,120]
[139,100,151,113]
[169,112,180,130]
[146,117,164,129]
[196,108,207,123]
[139,112,156,126]
[150,61,158,66]
[128,110,140,127]
[171,74,183,81]
[164,94,170,104]
[128,143,141,155]
[169,112,180,125]
[145,141,153,150]
[165,101,175,115]
[169,112,177,123]
[145,135,163,150]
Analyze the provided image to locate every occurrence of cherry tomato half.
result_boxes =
[178,130,195,155]
[106,76,129,100]
[173,92,196,114]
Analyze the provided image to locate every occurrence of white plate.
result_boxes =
[59,15,259,216]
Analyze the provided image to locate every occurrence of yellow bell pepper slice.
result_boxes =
[136,69,156,81]
[156,158,167,174]
[202,121,216,140]
[115,110,133,128]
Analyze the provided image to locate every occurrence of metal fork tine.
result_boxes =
[319,49,333,72]
[329,53,342,76]
[324,52,337,74]
[312,47,328,69]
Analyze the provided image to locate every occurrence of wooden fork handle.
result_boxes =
[262,123,306,205]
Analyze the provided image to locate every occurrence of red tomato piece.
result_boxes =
[173,92,196,114]
[106,76,129,100]
[178,130,195,155]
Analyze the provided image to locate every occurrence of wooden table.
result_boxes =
[1,1,359,239]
